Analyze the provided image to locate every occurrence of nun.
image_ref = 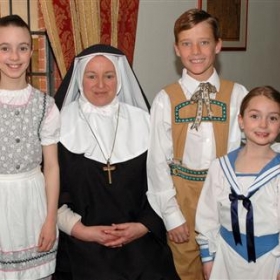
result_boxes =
[54,44,179,280]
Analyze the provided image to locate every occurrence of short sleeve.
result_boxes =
[40,100,60,146]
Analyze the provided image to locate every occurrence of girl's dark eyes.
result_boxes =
[0,46,30,52]
[249,114,280,122]
[0,46,9,51]
[270,116,280,121]
[20,46,30,51]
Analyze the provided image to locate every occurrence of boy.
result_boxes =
[147,8,248,279]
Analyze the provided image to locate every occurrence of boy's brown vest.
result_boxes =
[164,80,234,280]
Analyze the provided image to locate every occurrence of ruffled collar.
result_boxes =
[0,84,32,105]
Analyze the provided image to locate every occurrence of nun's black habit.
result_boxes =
[54,44,179,280]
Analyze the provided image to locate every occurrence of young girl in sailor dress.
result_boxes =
[196,86,280,280]
[0,15,60,279]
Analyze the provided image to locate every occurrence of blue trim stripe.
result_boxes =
[220,226,279,262]
[219,156,239,192]
[199,245,214,263]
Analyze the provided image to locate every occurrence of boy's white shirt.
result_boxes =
[146,69,248,231]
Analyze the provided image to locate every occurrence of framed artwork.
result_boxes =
[198,0,248,50]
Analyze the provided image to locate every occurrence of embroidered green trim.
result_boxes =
[169,163,208,181]
[175,100,227,123]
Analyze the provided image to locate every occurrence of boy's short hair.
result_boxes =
[174,8,220,44]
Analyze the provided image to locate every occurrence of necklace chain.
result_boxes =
[79,103,120,164]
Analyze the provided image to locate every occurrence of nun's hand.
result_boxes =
[103,222,149,248]
[71,221,119,245]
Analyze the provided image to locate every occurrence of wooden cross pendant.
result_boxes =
[103,160,116,184]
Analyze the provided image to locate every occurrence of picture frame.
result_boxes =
[198,0,248,50]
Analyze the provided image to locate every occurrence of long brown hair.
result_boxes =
[240,86,280,117]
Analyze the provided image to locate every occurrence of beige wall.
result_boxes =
[133,0,280,104]
[0,0,38,29]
